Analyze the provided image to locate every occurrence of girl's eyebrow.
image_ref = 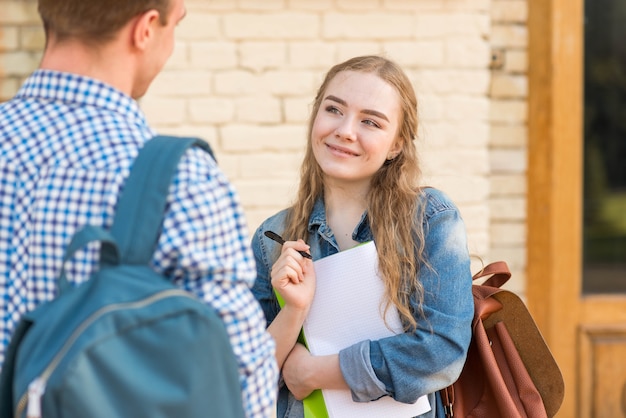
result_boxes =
[323,94,390,122]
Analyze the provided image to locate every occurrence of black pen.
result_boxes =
[264,230,313,259]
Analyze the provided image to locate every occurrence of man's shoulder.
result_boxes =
[174,141,219,179]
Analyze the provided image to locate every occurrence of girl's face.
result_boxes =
[311,71,402,188]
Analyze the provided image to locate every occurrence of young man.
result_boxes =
[0,1,278,416]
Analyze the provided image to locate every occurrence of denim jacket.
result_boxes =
[251,187,474,418]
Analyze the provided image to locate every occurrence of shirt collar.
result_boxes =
[16,69,149,130]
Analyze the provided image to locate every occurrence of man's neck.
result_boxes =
[39,37,135,97]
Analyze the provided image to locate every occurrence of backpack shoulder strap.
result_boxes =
[473,261,511,288]
[110,135,214,264]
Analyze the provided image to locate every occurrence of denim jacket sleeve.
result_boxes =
[338,188,474,405]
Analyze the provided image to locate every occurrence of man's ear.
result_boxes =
[131,10,161,51]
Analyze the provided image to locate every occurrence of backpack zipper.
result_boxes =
[14,288,195,418]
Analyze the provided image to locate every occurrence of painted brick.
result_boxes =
[220,124,307,152]
[490,148,527,173]
[416,70,490,95]
[458,204,490,230]
[149,71,213,96]
[422,148,489,175]
[261,70,318,95]
[383,41,445,68]
[489,246,527,270]
[444,96,490,121]
[288,0,335,11]
[223,13,319,39]
[187,0,235,12]
[491,24,528,48]
[424,176,490,204]
[284,97,312,123]
[189,42,238,70]
[490,74,528,98]
[19,27,45,51]
[238,152,303,179]
[140,98,187,125]
[446,0,491,12]
[420,121,490,148]
[188,97,235,124]
[177,14,221,40]
[0,77,19,101]
[490,124,527,147]
[417,94,445,121]
[490,197,526,220]
[238,0,286,10]
[214,70,261,95]
[336,43,383,61]
[234,178,298,207]
[235,97,282,123]
[323,13,415,39]
[491,174,527,195]
[240,42,288,71]
[288,42,337,69]
[490,99,527,123]
[504,49,527,73]
[0,27,19,51]
[336,0,381,10]
[492,1,528,23]
[164,42,190,70]
[466,230,490,258]
[213,153,240,179]
[383,0,446,12]
[445,38,491,68]
[415,13,490,39]
[491,221,525,245]
[0,51,40,76]
[0,2,39,24]
[155,126,219,148]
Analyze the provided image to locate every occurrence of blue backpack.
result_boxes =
[0,136,245,418]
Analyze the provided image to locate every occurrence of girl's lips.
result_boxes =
[326,143,359,157]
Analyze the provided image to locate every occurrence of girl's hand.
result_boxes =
[270,239,316,312]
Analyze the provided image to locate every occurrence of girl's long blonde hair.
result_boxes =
[283,55,427,331]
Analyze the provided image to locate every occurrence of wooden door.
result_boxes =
[528,0,626,416]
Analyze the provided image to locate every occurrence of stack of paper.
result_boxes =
[302,241,430,418]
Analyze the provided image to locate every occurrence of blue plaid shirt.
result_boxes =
[0,70,278,417]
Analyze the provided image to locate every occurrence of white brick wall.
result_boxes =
[488,0,528,293]
[0,0,530,296]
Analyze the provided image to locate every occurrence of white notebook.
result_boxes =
[303,241,430,418]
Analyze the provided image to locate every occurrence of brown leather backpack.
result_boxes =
[440,261,564,418]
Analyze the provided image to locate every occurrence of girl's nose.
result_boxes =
[334,117,357,141]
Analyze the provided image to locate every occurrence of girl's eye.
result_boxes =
[363,119,381,128]
[325,105,341,115]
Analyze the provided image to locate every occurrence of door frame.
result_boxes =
[527,0,583,416]
[528,0,626,416]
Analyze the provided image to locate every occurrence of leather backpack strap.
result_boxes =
[473,261,511,288]
[109,136,214,265]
